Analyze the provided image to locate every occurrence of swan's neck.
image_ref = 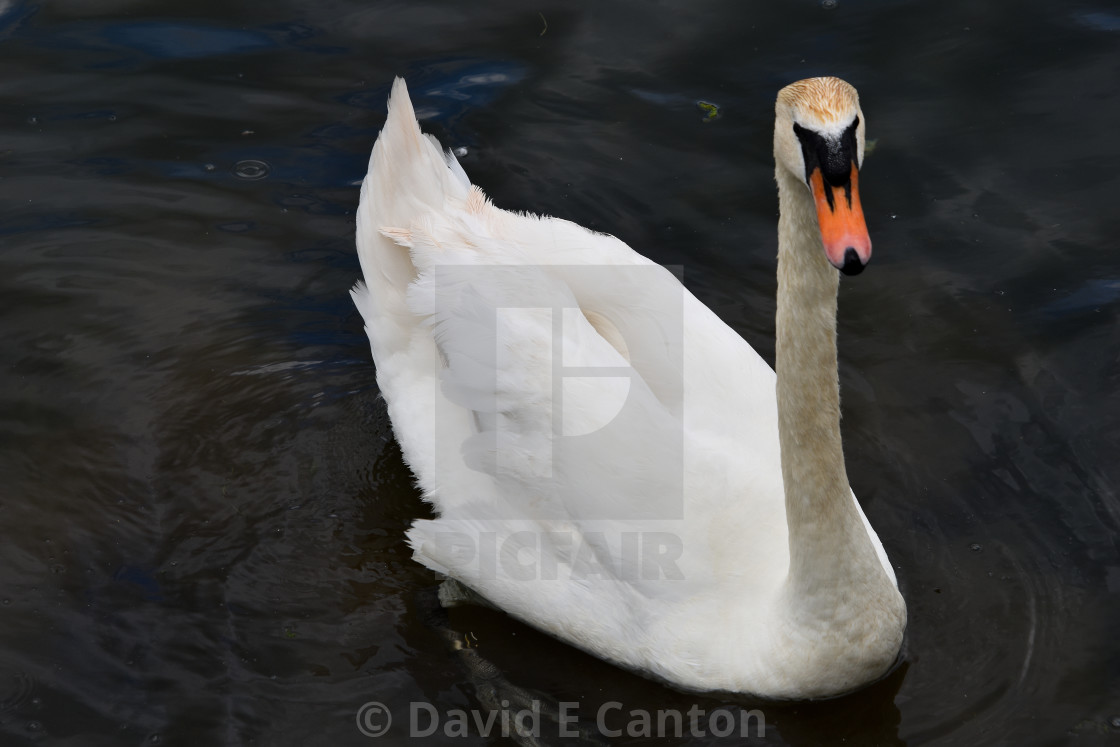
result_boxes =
[774,166,885,605]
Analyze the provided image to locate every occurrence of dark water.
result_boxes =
[1,0,1118,744]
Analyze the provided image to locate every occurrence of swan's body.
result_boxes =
[352,77,906,699]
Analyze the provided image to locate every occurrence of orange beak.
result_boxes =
[809,166,871,275]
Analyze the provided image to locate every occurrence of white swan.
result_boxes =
[352,77,906,699]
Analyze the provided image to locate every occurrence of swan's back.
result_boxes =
[355,76,780,498]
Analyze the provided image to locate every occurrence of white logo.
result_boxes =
[355,701,391,738]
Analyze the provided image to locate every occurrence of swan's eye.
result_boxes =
[845,116,860,169]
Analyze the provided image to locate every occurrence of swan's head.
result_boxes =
[774,77,870,276]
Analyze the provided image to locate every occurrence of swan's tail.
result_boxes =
[353,77,470,361]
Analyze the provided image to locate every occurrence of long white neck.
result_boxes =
[774,165,888,608]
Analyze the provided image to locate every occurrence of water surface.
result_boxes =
[1,0,1118,744]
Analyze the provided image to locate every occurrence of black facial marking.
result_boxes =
[793,117,860,210]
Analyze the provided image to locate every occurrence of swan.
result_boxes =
[352,77,906,699]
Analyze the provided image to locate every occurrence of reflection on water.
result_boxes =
[0,0,1117,744]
